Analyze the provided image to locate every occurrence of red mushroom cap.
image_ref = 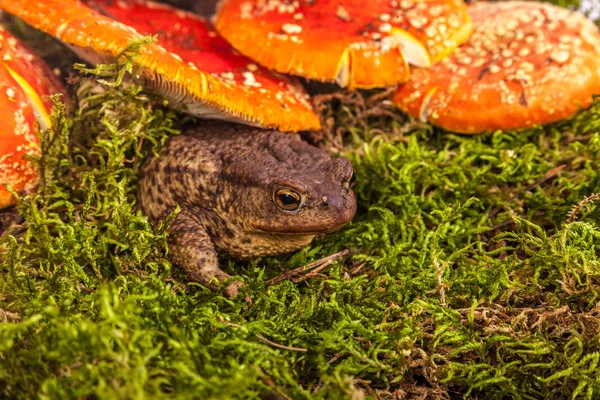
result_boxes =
[0,0,320,132]
[214,0,472,89]
[0,27,68,209]
[393,1,600,134]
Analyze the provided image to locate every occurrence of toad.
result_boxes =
[138,122,357,296]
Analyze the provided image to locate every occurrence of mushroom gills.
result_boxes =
[146,70,264,126]
[67,44,115,71]
[392,29,432,68]
[419,86,438,122]
[4,64,52,131]
[335,49,350,88]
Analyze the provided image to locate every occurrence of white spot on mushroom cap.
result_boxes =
[281,23,302,35]
[550,49,570,63]
[242,71,261,87]
[336,5,351,21]
[379,23,392,33]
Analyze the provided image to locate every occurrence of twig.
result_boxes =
[485,211,546,234]
[510,164,567,203]
[488,164,567,218]
[349,262,366,276]
[274,388,293,400]
[265,249,349,287]
[292,258,339,283]
[217,317,308,352]
[312,380,324,393]
[216,317,243,329]
[327,352,345,365]
[489,218,518,231]
[255,334,308,352]
[531,306,569,329]
[565,134,594,144]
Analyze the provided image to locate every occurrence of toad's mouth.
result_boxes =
[252,220,351,236]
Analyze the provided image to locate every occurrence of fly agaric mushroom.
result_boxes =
[393,1,600,134]
[82,0,318,130]
[214,0,472,89]
[0,0,320,132]
[0,27,68,209]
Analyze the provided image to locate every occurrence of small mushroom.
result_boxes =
[0,0,320,132]
[214,0,472,89]
[393,1,600,134]
[0,27,68,209]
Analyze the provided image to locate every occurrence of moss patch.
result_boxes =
[2,3,600,399]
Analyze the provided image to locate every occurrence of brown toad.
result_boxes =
[138,122,357,296]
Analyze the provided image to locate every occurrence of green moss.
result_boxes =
[2,3,600,399]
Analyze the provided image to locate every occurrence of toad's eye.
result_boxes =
[274,188,302,211]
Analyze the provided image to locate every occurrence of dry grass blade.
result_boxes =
[216,317,308,353]
[265,249,349,287]
[255,334,308,352]
[488,164,567,218]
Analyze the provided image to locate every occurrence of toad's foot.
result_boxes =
[168,208,243,297]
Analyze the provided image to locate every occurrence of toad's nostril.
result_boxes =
[322,194,347,211]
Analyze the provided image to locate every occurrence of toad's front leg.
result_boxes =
[168,207,243,297]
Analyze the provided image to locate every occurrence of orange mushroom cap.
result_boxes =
[393,1,600,134]
[0,27,68,209]
[0,0,320,132]
[215,0,472,89]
